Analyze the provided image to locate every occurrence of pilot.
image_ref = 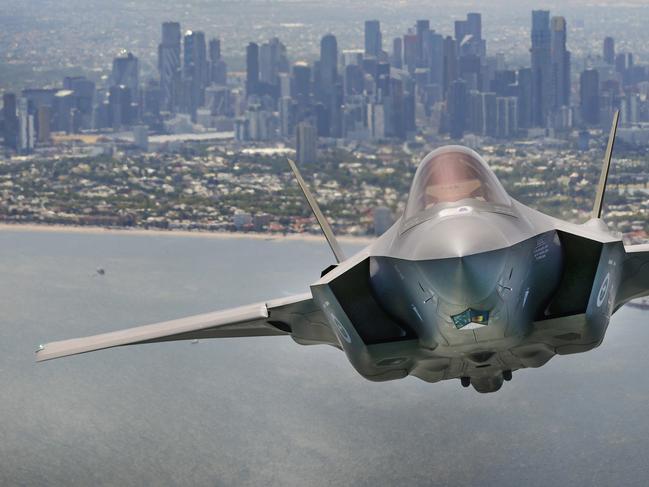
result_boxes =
[423,154,486,209]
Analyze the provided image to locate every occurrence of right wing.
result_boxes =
[36,293,338,362]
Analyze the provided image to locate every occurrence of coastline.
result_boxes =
[0,222,375,245]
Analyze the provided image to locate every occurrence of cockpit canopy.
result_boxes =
[403,146,510,225]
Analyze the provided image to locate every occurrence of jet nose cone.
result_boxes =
[423,251,507,305]
[407,213,511,260]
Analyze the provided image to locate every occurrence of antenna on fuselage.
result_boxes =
[592,110,620,219]
[287,158,346,263]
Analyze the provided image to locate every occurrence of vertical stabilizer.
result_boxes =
[592,110,620,219]
[287,159,346,263]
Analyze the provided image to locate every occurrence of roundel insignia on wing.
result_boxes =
[331,315,352,344]
[597,272,611,308]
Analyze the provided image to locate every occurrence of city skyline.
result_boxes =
[4,8,648,158]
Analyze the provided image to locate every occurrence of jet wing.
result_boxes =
[36,293,337,362]
[616,244,649,308]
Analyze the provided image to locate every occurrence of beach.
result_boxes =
[0,222,375,245]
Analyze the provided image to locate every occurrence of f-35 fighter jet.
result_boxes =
[38,111,648,393]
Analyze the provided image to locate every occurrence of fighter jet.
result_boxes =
[37,111,648,393]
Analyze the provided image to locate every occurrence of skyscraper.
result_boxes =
[259,37,288,92]
[64,76,95,129]
[158,22,181,112]
[530,10,552,127]
[246,42,260,97]
[319,34,338,97]
[516,68,533,129]
[425,31,444,88]
[603,37,615,65]
[455,13,486,58]
[391,37,403,69]
[2,93,18,150]
[443,36,458,98]
[183,30,207,117]
[17,97,34,154]
[415,19,430,67]
[112,51,139,95]
[292,62,311,101]
[108,84,133,129]
[551,16,570,109]
[364,20,382,58]
[580,69,600,126]
[403,33,418,72]
[37,105,51,143]
[292,62,312,125]
[496,96,518,138]
[448,78,467,139]
[296,122,317,164]
[209,38,227,85]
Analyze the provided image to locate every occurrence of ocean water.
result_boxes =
[1,228,649,487]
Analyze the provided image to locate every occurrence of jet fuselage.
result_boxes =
[310,148,624,393]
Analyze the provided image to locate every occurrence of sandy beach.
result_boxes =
[0,222,375,245]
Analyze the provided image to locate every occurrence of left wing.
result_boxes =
[616,244,649,309]
[36,293,337,362]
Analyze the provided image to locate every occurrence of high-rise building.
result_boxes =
[368,101,386,139]
[209,38,221,62]
[259,37,288,93]
[133,125,149,151]
[344,64,364,96]
[448,78,467,139]
[63,76,95,128]
[517,68,533,129]
[415,20,430,67]
[319,34,338,97]
[483,91,498,137]
[37,105,51,143]
[496,96,518,138]
[2,93,18,150]
[296,122,317,163]
[391,37,403,69]
[246,42,260,96]
[183,30,208,117]
[292,62,312,125]
[580,69,600,126]
[292,62,311,101]
[530,10,552,127]
[455,13,486,58]
[112,51,139,95]
[209,38,227,85]
[53,90,76,133]
[279,96,295,137]
[551,16,570,109]
[142,80,162,127]
[603,37,615,65]
[158,22,181,112]
[364,20,382,58]
[443,36,458,97]
[108,85,133,129]
[17,97,35,154]
[425,31,444,88]
[458,54,481,91]
[403,33,418,72]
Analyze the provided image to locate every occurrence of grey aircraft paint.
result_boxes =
[36,141,649,393]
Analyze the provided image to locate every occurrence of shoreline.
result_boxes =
[0,222,375,244]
